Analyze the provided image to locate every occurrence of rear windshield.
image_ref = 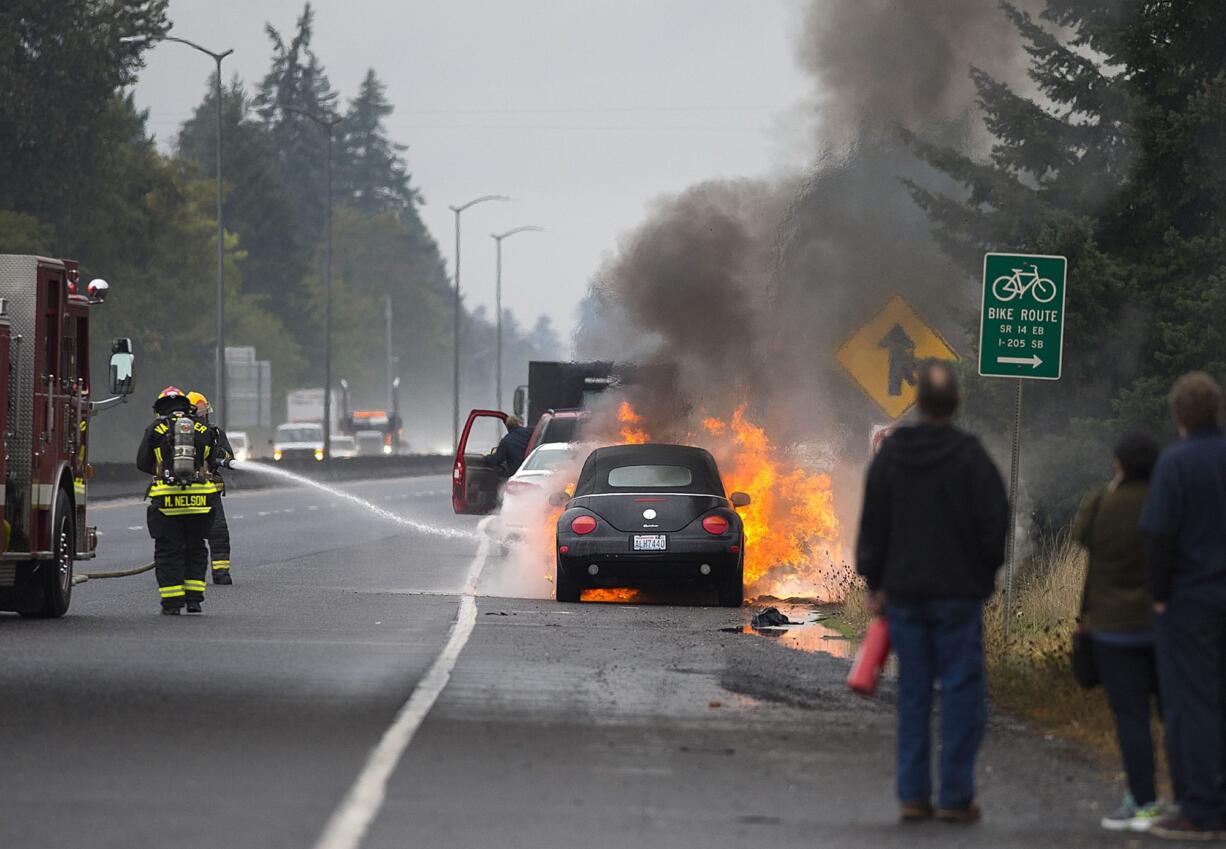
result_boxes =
[540,416,581,444]
[522,448,575,473]
[277,426,322,442]
[229,434,248,449]
[607,465,693,488]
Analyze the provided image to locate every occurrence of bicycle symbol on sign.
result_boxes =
[991,263,1057,304]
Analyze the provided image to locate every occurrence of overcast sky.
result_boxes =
[132,0,813,350]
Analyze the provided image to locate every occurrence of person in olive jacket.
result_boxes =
[1073,432,1163,833]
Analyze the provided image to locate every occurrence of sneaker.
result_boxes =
[1150,815,1223,841]
[900,801,933,823]
[1130,801,1164,833]
[935,803,981,824]
[1101,794,1140,831]
[213,571,233,585]
[185,600,203,614]
[160,606,181,616]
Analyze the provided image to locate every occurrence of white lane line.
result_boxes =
[128,525,142,531]
[311,517,491,849]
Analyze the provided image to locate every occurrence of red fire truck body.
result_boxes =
[0,255,133,617]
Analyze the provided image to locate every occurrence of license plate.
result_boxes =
[633,534,667,552]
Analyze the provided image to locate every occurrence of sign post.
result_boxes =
[979,253,1067,637]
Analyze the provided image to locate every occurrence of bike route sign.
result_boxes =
[979,252,1067,380]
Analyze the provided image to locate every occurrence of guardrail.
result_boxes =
[88,454,453,501]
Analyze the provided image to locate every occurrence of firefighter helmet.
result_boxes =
[187,391,209,409]
[153,386,190,415]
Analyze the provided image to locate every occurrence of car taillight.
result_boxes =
[702,514,730,535]
[571,515,597,535]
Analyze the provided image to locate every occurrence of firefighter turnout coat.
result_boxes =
[136,413,222,517]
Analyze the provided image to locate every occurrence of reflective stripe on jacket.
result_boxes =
[147,481,218,516]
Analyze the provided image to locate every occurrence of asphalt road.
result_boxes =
[0,473,1129,848]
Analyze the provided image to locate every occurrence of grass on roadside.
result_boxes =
[982,533,1118,760]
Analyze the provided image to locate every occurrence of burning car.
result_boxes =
[553,443,750,606]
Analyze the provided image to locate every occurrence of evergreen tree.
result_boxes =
[343,70,420,213]
[0,0,168,239]
[908,1,1226,524]
[177,76,308,313]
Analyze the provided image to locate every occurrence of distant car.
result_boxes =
[526,409,589,456]
[228,430,250,462]
[356,429,391,456]
[330,434,358,459]
[273,422,325,462]
[497,443,581,551]
[554,443,750,606]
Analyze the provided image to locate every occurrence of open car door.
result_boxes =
[452,409,510,514]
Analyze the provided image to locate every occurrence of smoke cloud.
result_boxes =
[577,0,1042,447]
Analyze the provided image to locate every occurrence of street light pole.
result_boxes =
[123,34,233,428]
[448,195,510,448]
[490,226,543,412]
[282,106,343,464]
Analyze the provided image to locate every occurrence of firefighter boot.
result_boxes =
[161,606,181,616]
[212,564,233,585]
[185,600,203,614]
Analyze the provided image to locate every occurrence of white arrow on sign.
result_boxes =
[997,354,1042,368]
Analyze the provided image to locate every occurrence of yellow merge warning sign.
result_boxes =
[836,295,959,419]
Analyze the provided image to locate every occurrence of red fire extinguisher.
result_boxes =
[847,617,891,697]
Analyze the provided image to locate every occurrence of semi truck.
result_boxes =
[0,255,136,617]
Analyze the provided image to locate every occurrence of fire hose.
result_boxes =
[72,562,155,586]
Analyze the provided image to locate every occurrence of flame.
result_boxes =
[582,588,642,602]
[703,405,843,600]
[617,401,650,445]
[548,400,845,604]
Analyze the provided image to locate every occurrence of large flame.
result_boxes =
[701,405,842,600]
[545,400,845,603]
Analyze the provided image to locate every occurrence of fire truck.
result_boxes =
[0,255,136,617]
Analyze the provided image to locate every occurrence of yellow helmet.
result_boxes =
[187,391,209,408]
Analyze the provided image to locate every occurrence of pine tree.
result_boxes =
[342,70,419,213]
[908,1,1226,523]
[254,2,344,245]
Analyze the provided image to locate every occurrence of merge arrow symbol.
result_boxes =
[997,354,1042,368]
[878,323,917,396]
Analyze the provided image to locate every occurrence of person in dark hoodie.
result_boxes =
[856,360,1009,825]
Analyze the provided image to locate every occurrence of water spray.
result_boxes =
[232,460,479,541]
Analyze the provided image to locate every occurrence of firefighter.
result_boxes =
[188,391,235,585]
[136,387,223,615]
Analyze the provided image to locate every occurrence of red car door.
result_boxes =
[452,409,509,514]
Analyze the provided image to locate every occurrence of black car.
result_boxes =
[554,444,751,606]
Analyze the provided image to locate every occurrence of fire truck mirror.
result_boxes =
[108,351,135,396]
[513,385,528,418]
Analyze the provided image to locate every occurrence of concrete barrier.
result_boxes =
[88,455,453,501]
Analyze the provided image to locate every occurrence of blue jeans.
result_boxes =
[886,598,986,809]
[1156,595,1226,829]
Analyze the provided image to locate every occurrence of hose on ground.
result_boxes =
[72,561,155,585]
